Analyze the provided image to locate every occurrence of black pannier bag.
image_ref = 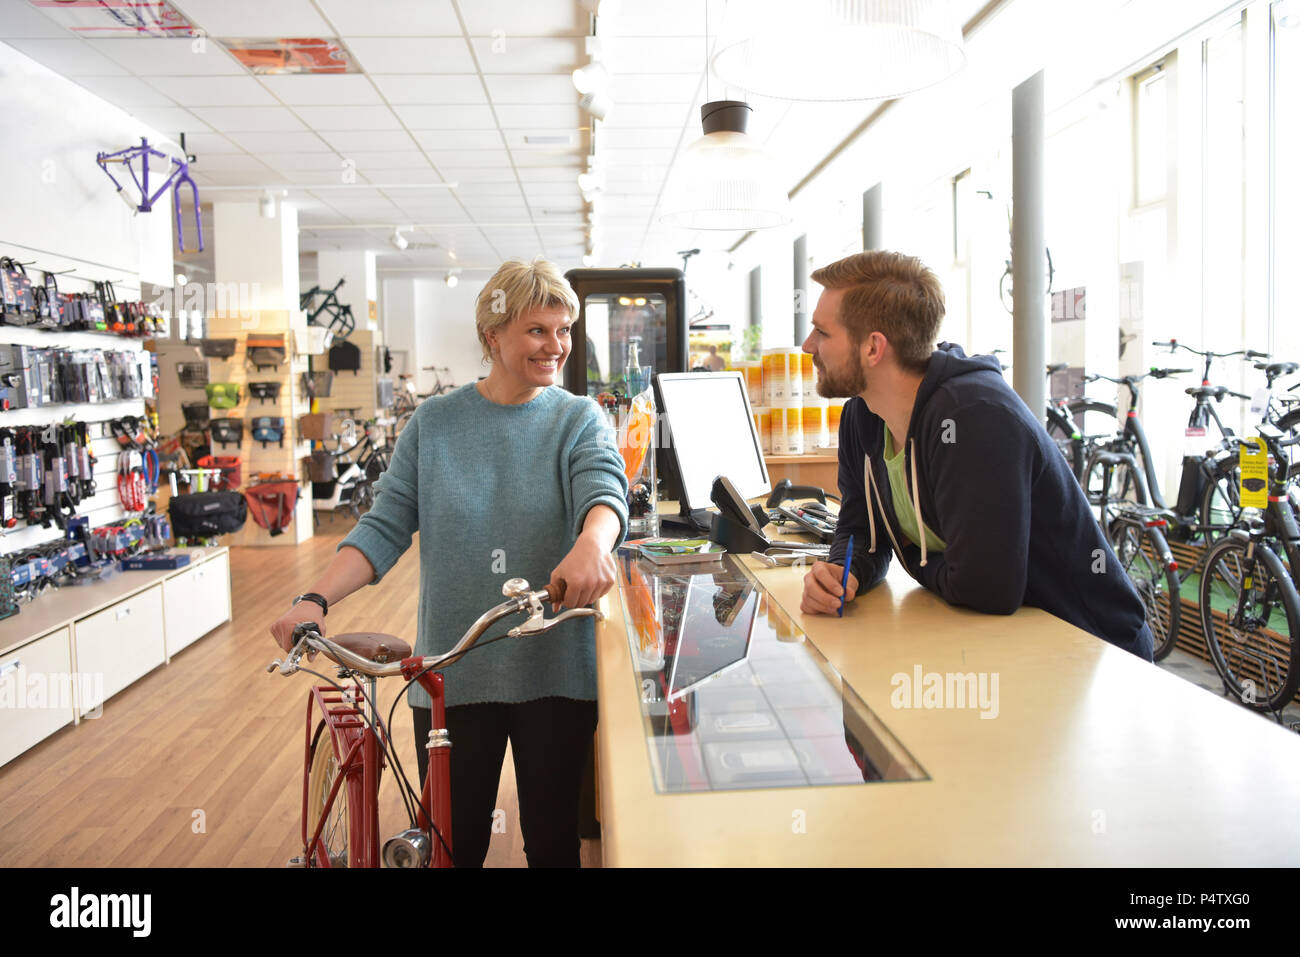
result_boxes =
[200,338,238,359]
[245,333,287,371]
[327,340,361,374]
[248,381,281,405]
[181,402,211,430]
[168,490,247,538]
[210,417,244,448]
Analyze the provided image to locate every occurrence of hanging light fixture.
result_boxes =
[658,100,792,230]
[711,0,965,102]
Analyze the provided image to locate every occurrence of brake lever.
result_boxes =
[508,606,602,637]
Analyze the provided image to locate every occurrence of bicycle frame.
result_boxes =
[302,667,452,868]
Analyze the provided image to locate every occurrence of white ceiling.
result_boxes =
[0,0,992,275]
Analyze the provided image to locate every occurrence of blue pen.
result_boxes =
[838,535,854,618]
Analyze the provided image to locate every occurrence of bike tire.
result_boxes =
[306,726,350,867]
[1198,456,1248,548]
[1109,519,1181,660]
[1199,536,1300,711]
[1045,412,1082,478]
[1084,450,1143,524]
[1067,398,1120,482]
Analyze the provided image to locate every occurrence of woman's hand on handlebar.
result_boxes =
[270,603,326,654]
[548,533,617,610]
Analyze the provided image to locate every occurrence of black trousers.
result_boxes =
[412,697,597,868]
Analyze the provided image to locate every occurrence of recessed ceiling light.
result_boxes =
[523,134,576,146]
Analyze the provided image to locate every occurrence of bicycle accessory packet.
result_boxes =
[248,381,281,405]
[177,361,209,388]
[199,338,237,359]
[168,490,247,538]
[210,417,244,448]
[244,478,299,537]
[245,333,287,371]
[182,402,211,431]
[205,382,241,409]
[251,416,285,448]
[0,258,37,326]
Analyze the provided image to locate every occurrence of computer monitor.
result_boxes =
[654,371,770,528]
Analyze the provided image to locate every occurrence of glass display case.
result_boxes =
[616,551,928,792]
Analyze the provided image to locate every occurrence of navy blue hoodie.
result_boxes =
[828,342,1154,661]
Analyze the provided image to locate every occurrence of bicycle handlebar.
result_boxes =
[1152,339,1269,360]
[267,579,596,679]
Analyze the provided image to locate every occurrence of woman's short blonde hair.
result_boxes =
[475,258,580,361]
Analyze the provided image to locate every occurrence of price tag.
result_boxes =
[1184,425,1208,456]
[1251,388,1271,415]
[1239,438,1269,508]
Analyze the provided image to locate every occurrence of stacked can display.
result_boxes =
[763,347,805,454]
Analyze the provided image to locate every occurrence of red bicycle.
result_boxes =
[267,578,597,868]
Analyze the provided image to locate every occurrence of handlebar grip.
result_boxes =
[544,581,566,605]
[292,621,321,640]
[1247,350,1269,359]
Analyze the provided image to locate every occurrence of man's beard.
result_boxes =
[814,351,867,398]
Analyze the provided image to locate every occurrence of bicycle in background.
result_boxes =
[268,578,597,867]
[1199,422,1300,716]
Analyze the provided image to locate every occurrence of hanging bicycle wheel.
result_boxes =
[305,728,350,867]
[1199,537,1300,712]
[1109,519,1181,660]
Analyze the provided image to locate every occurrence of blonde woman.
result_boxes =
[271,258,628,867]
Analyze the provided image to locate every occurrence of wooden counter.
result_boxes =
[593,551,1300,866]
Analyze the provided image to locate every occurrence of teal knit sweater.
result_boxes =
[339,383,629,709]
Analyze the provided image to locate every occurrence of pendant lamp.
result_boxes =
[658,100,792,230]
[711,0,965,101]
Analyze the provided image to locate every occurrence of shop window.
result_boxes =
[1272,0,1300,360]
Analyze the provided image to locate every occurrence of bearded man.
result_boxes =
[798,250,1153,660]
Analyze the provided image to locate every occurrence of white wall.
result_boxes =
[381,276,487,394]
[0,41,173,295]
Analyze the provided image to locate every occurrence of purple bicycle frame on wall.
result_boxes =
[96,136,204,252]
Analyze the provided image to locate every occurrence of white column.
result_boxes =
[211,201,301,313]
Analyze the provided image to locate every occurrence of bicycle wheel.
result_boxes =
[1067,398,1120,481]
[1045,413,1082,478]
[1199,536,1300,711]
[306,728,350,867]
[1109,519,1181,660]
[1198,458,1249,547]
[1084,452,1142,523]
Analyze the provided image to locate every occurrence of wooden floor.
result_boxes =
[0,520,600,868]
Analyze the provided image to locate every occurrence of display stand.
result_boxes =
[202,309,313,546]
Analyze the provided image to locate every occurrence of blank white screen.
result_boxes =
[657,373,769,511]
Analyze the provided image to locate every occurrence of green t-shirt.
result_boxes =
[883,429,947,553]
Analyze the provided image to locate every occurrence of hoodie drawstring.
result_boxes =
[909,439,927,568]
[864,451,905,564]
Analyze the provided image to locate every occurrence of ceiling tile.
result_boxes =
[87,37,244,75]
[509,150,582,167]
[492,104,584,129]
[436,167,518,183]
[189,105,307,132]
[600,0,720,37]
[452,183,524,198]
[470,36,581,74]
[125,106,212,136]
[599,102,692,128]
[348,151,438,170]
[370,74,487,105]
[182,132,246,154]
[226,130,333,152]
[459,0,586,37]
[344,37,475,74]
[502,129,579,149]
[143,74,278,106]
[523,181,584,197]
[392,104,497,129]
[169,0,333,37]
[315,0,461,36]
[182,152,273,173]
[0,2,67,38]
[364,170,452,185]
[460,193,529,208]
[322,130,419,152]
[517,167,584,183]
[609,73,702,105]
[599,127,685,149]
[197,170,276,186]
[292,105,403,130]
[483,74,575,105]
[603,37,703,74]
[460,205,532,221]
[258,74,384,105]
[4,38,128,75]
[261,152,348,171]
[75,76,174,106]
[424,149,514,168]
[412,129,506,150]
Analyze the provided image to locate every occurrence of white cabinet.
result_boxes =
[163,552,231,657]
[73,584,165,718]
[0,627,75,767]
